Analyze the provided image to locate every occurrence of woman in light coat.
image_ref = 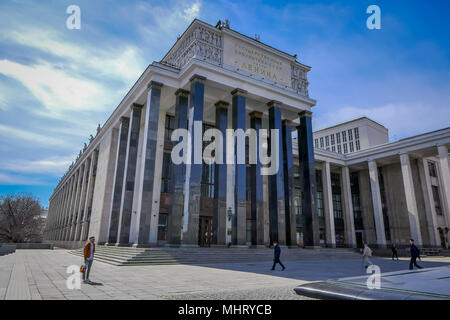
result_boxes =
[362,243,373,269]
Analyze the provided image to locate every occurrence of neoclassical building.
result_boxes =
[44,19,450,250]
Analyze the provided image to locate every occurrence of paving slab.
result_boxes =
[295,265,450,300]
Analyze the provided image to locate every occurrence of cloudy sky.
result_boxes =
[0,0,449,207]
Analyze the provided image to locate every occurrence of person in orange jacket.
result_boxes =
[83,236,95,283]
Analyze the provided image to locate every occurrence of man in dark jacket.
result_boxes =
[409,239,423,270]
[271,241,285,271]
[391,244,399,261]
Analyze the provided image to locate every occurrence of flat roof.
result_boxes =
[313,117,388,134]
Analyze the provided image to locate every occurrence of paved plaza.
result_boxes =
[1,249,450,300]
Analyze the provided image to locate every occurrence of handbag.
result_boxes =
[80,263,86,273]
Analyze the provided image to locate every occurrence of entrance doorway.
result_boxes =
[355,231,364,248]
[198,216,213,247]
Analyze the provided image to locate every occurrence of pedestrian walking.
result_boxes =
[271,241,285,271]
[409,239,423,270]
[362,243,373,269]
[391,244,399,261]
[83,236,96,283]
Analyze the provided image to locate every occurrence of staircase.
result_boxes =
[69,246,361,266]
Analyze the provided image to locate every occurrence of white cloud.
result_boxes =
[136,1,202,47]
[0,123,65,146]
[2,28,146,82]
[0,172,45,185]
[314,103,450,141]
[1,156,72,176]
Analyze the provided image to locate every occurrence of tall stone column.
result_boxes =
[167,89,189,245]
[249,111,264,246]
[70,164,85,241]
[73,162,87,242]
[368,160,387,247]
[400,153,423,245]
[437,145,450,222]
[65,173,77,241]
[282,120,298,247]
[268,101,286,245]
[107,117,129,244]
[60,177,71,240]
[136,81,163,245]
[418,158,440,246]
[75,158,90,241]
[117,104,143,245]
[322,161,336,247]
[182,75,206,246]
[341,166,357,248]
[81,150,98,241]
[297,111,320,247]
[213,101,229,246]
[231,88,247,246]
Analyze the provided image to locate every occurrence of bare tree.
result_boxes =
[0,195,45,243]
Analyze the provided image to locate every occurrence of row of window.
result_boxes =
[315,128,360,153]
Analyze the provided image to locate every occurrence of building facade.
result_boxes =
[44,19,450,250]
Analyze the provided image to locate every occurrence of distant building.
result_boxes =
[313,117,389,154]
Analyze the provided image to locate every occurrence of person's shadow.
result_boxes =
[87,281,103,286]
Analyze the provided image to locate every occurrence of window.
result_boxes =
[161,153,172,193]
[201,160,215,198]
[320,137,324,148]
[326,147,330,151]
[325,136,329,147]
[317,191,324,217]
[315,139,319,148]
[342,131,347,142]
[164,115,175,141]
[337,145,342,154]
[332,146,336,152]
[355,140,361,151]
[432,186,443,216]
[330,134,335,145]
[157,213,168,241]
[428,161,437,177]
[343,144,348,154]
[336,132,341,144]
[348,129,353,141]
[349,141,354,152]
[354,127,359,139]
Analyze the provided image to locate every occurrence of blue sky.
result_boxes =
[0,0,449,207]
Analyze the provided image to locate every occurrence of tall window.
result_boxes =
[164,115,175,141]
[348,129,353,141]
[342,131,347,142]
[161,152,172,193]
[320,137,324,148]
[343,144,348,154]
[157,213,168,241]
[337,145,342,154]
[350,172,363,230]
[349,141,354,152]
[325,136,329,147]
[336,132,341,144]
[354,127,359,139]
[315,139,319,148]
[330,134,335,145]
[332,146,336,152]
[201,124,215,198]
[432,186,443,216]
[316,170,324,217]
[428,161,437,177]
[355,140,361,151]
